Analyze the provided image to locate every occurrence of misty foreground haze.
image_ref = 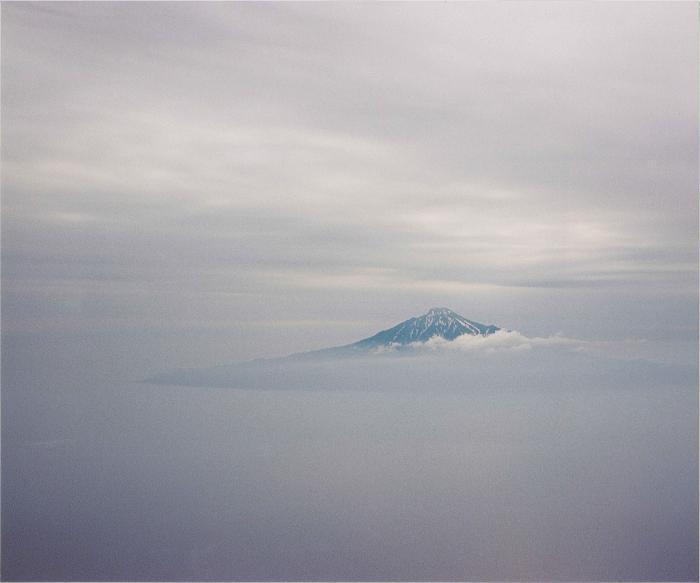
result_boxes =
[3,331,698,581]
[2,1,698,581]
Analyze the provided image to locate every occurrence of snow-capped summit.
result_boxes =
[351,307,499,349]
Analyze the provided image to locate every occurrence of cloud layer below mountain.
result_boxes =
[403,329,581,353]
[150,331,695,394]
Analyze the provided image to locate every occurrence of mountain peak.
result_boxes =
[427,306,454,315]
[352,307,499,350]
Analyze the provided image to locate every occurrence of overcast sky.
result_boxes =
[2,2,697,367]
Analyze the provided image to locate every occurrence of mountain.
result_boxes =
[147,307,501,385]
[285,307,500,360]
[350,307,499,349]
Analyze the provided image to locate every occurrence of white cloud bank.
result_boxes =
[369,329,655,363]
[420,329,581,353]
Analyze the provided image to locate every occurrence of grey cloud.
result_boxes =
[2,2,697,354]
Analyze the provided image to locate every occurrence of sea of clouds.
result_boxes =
[151,330,694,394]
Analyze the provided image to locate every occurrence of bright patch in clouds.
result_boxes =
[421,329,581,353]
[371,330,651,362]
